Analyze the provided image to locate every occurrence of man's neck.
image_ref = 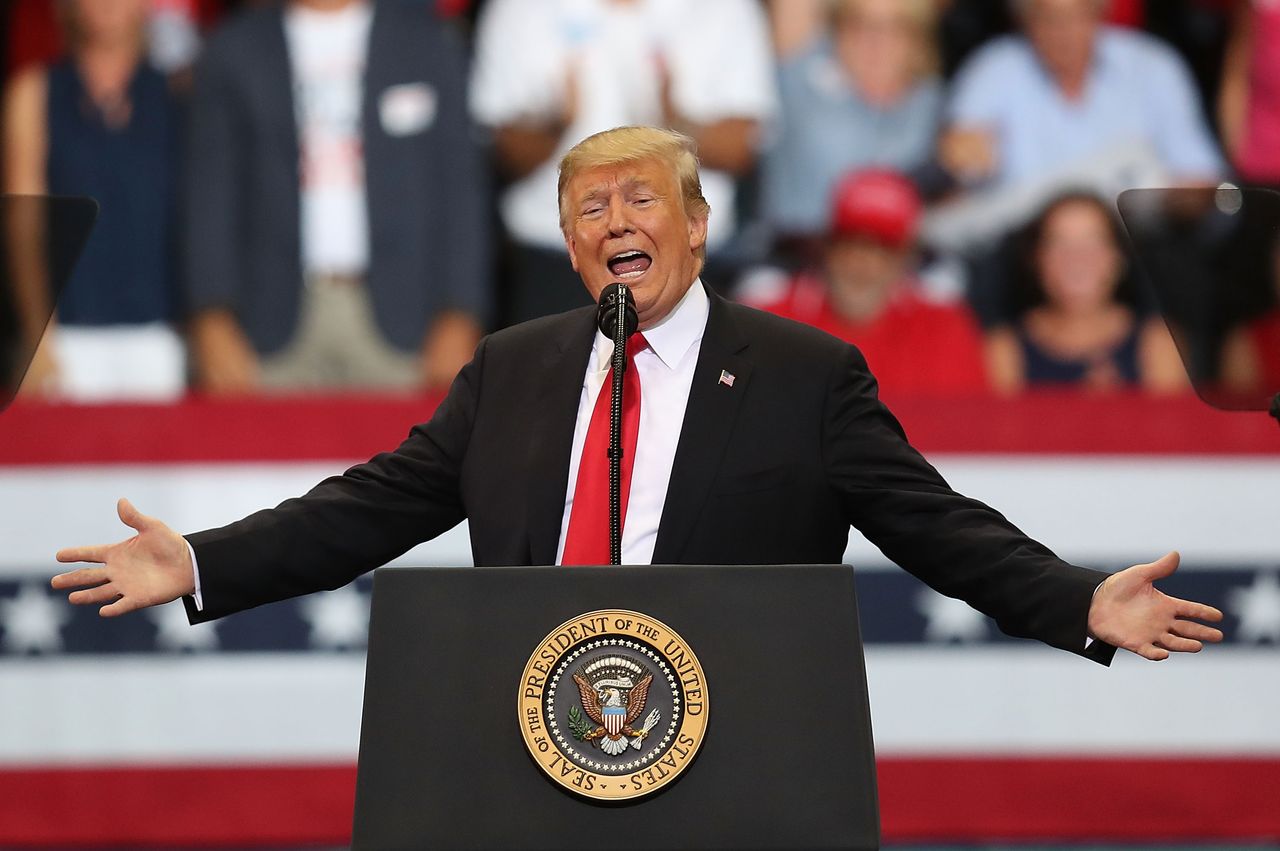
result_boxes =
[637,259,704,331]
[643,278,705,333]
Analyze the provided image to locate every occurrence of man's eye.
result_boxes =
[582,206,604,218]
[633,197,654,206]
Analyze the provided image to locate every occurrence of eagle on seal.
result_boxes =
[573,671,656,756]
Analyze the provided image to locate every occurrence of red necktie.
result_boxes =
[561,334,648,565]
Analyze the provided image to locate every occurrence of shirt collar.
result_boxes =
[592,278,709,372]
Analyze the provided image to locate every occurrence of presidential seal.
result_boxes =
[518,610,708,801]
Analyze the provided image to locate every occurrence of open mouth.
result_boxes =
[607,250,652,279]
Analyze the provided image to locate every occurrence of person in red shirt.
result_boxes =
[756,168,989,394]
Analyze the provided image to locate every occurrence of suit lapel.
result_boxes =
[652,294,753,563]
[526,309,598,565]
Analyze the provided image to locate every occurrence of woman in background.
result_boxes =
[985,192,1185,395]
[3,0,182,401]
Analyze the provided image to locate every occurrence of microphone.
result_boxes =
[595,283,637,565]
[596,282,638,339]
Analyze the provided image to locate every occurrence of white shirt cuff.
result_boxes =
[187,540,204,612]
[1084,579,1105,649]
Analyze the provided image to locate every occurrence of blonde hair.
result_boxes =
[830,0,940,80]
[557,126,711,235]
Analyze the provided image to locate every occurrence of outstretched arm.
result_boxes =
[52,498,194,617]
[53,336,487,622]
[825,345,1223,663]
[1088,552,1223,660]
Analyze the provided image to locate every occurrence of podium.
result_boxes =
[352,564,880,850]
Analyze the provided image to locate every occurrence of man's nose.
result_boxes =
[606,196,633,236]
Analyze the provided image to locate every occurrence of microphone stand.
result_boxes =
[596,283,637,566]
[609,300,627,565]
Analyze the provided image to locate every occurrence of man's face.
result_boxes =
[563,158,708,329]
[833,0,920,103]
[824,236,910,323]
[1021,0,1101,86]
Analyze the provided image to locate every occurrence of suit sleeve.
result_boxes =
[181,336,488,624]
[822,345,1116,664]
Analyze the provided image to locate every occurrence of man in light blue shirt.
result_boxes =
[762,0,943,238]
[940,0,1224,190]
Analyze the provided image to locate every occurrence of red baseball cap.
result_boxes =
[829,169,922,248]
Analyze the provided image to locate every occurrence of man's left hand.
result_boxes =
[1087,552,1224,660]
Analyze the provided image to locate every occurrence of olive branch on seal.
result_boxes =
[567,705,592,741]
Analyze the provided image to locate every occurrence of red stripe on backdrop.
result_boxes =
[877,756,1280,842]
[3,757,1279,846]
[0,391,1276,465]
[0,394,448,466]
[0,764,357,847]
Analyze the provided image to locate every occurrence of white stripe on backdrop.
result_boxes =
[1,455,1277,768]
[3,455,1278,574]
[2,647,1277,765]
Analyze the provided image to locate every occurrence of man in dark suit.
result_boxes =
[183,0,490,394]
[54,127,1222,663]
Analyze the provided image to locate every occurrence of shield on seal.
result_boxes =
[603,705,626,737]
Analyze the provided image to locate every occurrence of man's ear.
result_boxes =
[688,215,708,254]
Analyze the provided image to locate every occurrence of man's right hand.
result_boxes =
[191,309,260,395]
[52,498,195,617]
[938,126,998,183]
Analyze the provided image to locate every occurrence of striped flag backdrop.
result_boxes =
[0,393,1276,846]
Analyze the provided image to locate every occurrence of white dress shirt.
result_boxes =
[555,280,709,565]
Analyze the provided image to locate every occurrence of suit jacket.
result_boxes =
[185,290,1115,664]
[181,0,491,353]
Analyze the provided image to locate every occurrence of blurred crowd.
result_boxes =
[2,0,1278,403]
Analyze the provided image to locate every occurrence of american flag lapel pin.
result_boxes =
[718,369,736,388]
